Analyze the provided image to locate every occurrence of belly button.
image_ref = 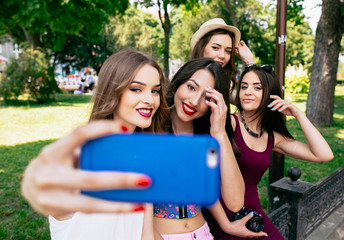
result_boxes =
[185,223,189,228]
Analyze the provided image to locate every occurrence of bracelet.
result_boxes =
[245,63,255,68]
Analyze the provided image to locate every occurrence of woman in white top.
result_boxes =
[21,49,170,240]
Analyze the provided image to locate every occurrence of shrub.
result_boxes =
[0,48,59,103]
[285,64,309,94]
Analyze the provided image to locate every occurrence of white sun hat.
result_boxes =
[190,18,241,50]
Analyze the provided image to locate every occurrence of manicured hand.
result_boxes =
[227,213,268,238]
[21,120,151,218]
[268,95,301,117]
[205,86,228,138]
[235,40,254,66]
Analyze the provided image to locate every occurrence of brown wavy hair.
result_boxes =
[191,29,236,93]
[89,49,170,133]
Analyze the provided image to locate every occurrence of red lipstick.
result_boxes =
[182,102,197,116]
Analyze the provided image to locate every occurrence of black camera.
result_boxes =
[233,207,264,232]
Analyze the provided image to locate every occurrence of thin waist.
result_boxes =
[154,211,205,234]
[161,221,213,240]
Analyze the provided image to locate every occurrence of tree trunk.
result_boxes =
[163,6,170,81]
[157,0,170,81]
[163,1,170,81]
[21,25,42,49]
[223,0,238,27]
[306,0,344,126]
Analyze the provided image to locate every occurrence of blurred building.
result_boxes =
[0,35,21,76]
[0,35,21,61]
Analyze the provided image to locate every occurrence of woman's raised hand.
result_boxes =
[268,95,301,117]
[21,120,151,218]
[235,40,254,66]
[205,86,228,138]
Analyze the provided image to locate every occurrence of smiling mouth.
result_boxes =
[137,108,153,118]
[216,60,224,66]
[182,102,196,115]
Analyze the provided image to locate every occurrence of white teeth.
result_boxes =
[184,103,195,112]
[138,109,151,113]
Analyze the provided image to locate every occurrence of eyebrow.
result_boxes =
[187,79,200,87]
[132,81,161,88]
[241,81,261,85]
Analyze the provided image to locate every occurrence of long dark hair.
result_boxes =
[166,58,235,142]
[235,65,293,139]
[191,29,236,93]
[90,49,170,133]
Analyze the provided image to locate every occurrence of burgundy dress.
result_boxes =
[203,114,284,239]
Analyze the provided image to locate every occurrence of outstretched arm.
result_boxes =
[206,87,245,212]
[269,95,334,162]
[21,120,150,218]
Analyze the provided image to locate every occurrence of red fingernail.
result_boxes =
[137,177,151,186]
[121,125,128,132]
[133,204,145,212]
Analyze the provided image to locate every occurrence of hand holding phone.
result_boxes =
[80,133,220,206]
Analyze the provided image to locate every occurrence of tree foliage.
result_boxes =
[285,18,314,69]
[0,0,130,97]
[170,5,208,62]
[137,0,204,78]
[53,32,111,75]
[285,64,309,94]
[0,0,129,51]
[236,0,311,66]
[228,0,275,64]
[0,48,58,103]
[106,7,164,63]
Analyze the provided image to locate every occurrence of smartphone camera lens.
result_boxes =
[207,148,218,168]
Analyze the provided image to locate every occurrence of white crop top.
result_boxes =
[49,211,144,240]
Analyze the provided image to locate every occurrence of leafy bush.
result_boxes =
[285,64,309,94]
[0,48,59,103]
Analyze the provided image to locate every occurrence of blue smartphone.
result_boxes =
[80,133,220,206]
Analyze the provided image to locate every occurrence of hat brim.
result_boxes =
[191,24,241,50]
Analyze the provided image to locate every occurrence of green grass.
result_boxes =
[0,87,343,238]
[0,94,92,239]
[0,94,92,146]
